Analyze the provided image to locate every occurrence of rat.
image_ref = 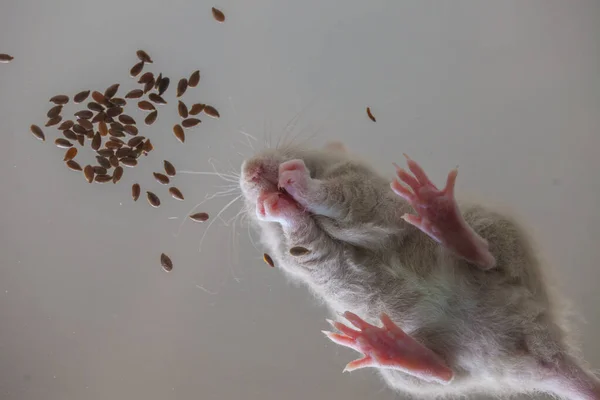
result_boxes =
[238,141,600,400]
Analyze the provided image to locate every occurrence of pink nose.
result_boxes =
[243,161,265,183]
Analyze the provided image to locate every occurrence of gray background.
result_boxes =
[1,0,599,399]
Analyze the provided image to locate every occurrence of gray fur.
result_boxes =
[239,144,599,400]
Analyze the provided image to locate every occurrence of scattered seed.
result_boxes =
[73,90,90,103]
[203,105,220,118]
[121,157,137,167]
[173,124,185,143]
[96,156,111,169]
[97,149,114,157]
[50,95,69,105]
[142,139,153,153]
[66,160,82,171]
[143,79,154,94]
[263,253,274,267]
[47,105,63,119]
[115,148,133,159]
[189,103,205,115]
[149,93,167,104]
[178,101,188,118]
[190,212,209,222]
[160,253,172,272]
[95,174,112,183]
[76,134,85,146]
[366,107,376,122]
[117,115,135,125]
[176,78,188,97]
[109,155,119,167]
[182,118,201,128]
[91,91,107,105]
[111,166,123,183]
[127,136,145,147]
[130,61,144,77]
[158,77,170,96]
[104,84,119,99]
[136,50,153,63]
[85,130,95,139]
[0,54,14,63]
[72,124,87,135]
[186,69,200,87]
[153,172,170,185]
[131,183,141,201]
[163,160,176,176]
[58,120,75,131]
[78,119,93,131]
[63,147,78,161]
[138,101,155,111]
[124,125,139,136]
[87,102,104,112]
[30,125,45,141]
[97,121,107,137]
[45,116,62,127]
[55,138,73,148]
[106,107,123,118]
[74,110,93,119]
[93,166,107,175]
[147,191,160,207]
[125,89,143,99]
[289,246,311,256]
[110,97,126,107]
[91,132,101,150]
[83,165,94,183]
[108,129,125,138]
[212,7,225,22]
[154,73,163,89]
[145,111,158,125]
[138,71,154,84]
[168,187,184,200]
[63,130,77,141]
[107,139,124,148]
[92,112,106,124]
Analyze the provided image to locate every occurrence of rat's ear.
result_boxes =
[325,141,347,153]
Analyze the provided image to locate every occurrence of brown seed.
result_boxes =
[138,71,154,84]
[212,7,225,22]
[96,156,111,169]
[0,54,14,63]
[123,125,139,136]
[366,107,376,122]
[178,101,188,118]
[109,122,124,132]
[158,77,170,96]
[143,79,154,94]
[97,149,114,157]
[105,141,122,150]
[58,120,75,131]
[121,157,137,167]
[131,183,141,201]
[173,124,185,143]
[142,139,154,153]
[73,90,90,104]
[83,165,94,183]
[168,187,184,200]
[136,50,153,64]
[182,118,201,128]
[118,114,136,125]
[115,147,135,159]
[72,124,87,135]
[30,125,44,141]
[203,105,220,118]
[91,91,107,105]
[49,95,69,105]
[87,102,104,112]
[130,61,144,77]
[91,132,101,150]
[163,160,176,176]
[93,166,107,175]
[153,172,170,185]
[188,70,200,87]
[189,103,205,115]
[154,73,163,89]
[146,191,160,207]
[91,112,106,124]
[138,100,155,111]
[109,155,119,167]
[125,89,143,99]
[63,147,78,161]
[63,130,78,141]
[85,130,95,139]
[127,136,145,147]
[148,93,167,104]
[263,253,274,267]
[144,111,158,125]
[98,120,108,136]
[47,105,63,119]
[289,246,311,256]
[94,174,112,183]
[55,138,73,148]
[108,137,125,145]
[106,107,123,118]
[108,129,126,138]
[78,118,93,131]
[112,166,123,183]
[104,84,119,99]
[74,110,93,119]
[66,160,82,171]
[76,134,85,146]
[176,78,188,97]
[110,97,126,107]
[160,253,172,272]
[45,116,62,127]
[190,212,210,222]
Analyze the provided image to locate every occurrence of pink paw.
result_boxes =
[323,312,454,384]
[278,159,311,199]
[256,191,302,226]
[391,154,496,269]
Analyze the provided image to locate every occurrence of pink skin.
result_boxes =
[391,154,496,270]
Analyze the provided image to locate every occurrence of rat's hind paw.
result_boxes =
[391,154,496,270]
[323,312,454,385]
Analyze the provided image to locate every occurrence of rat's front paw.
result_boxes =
[278,159,311,200]
[256,191,303,227]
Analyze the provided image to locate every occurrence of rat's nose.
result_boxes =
[241,159,265,183]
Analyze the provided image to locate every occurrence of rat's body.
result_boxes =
[239,143,600,399]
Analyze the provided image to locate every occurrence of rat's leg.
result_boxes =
[391,155,496,270]
[256,191,304,228]
[323,312,454,385]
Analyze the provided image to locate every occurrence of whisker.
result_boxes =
[198,195,243,253]
[174,189,240,237]
[178,171,239,183]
